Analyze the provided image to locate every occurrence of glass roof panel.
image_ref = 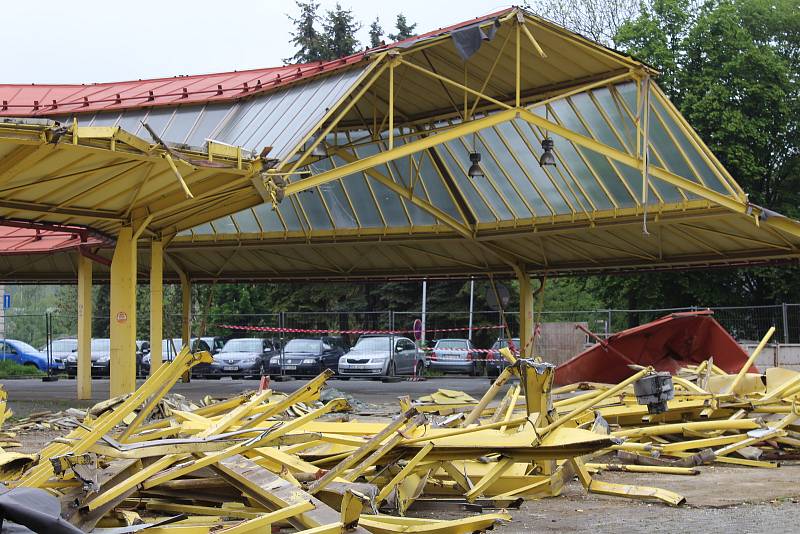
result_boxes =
[444,137,513,220]
[186,104,232,147]
[433,144,495,222]
[232,209,261,233]
[650,96,730,195]
[253,204,284,232]
[161,105,202,144]
[496,120,570,214]
[332,165,383,228]
[279,199,304,232]
[479,126,548,216]
[211,216,237,234]
[571,92,626,153]
[471,134,534,218]
[592,86,637,152]
[296,188,334,230]
[415,150,462,220]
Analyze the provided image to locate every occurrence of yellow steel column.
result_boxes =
[76,254,92,400]
[110,227,137,397]
[149,240,163,376]
[180,273,191,383]
[515,265,534,358]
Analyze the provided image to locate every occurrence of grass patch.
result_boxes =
[0,360,45,378]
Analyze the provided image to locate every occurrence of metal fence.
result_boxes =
[2,304,800,374]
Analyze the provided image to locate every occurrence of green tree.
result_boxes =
[388,14,417,42]
[615,0,698,100]
[608,0,800,310]
[286,1,328,63]
[321,3,362,58]
[368,17,384,48]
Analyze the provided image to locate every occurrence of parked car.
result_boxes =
[0,339,63,372]
[268,337,346,377]
[86,338,112,377]
[205,338,278,379]
[141,337,216,376]
[338,335,423,380]
[43,338,78,375]
[486,338,521,379]
[428,338,483,376]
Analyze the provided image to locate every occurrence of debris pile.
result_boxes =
[0,324,797,533]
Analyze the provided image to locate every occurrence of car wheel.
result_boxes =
[414,360,424,377]
[381,360,396,383]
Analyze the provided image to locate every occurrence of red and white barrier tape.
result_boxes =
[216,324,505,335]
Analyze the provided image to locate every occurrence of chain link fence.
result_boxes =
[2,304,799,376]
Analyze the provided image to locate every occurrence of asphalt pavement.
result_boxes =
[1,375,505,407]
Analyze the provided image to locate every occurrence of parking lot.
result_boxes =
[2,375,500,415]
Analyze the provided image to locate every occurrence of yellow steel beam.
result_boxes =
[110,226,137,397]
[149,239,163,376]
[284,108,517,196]
[76,253,92,400]
[376,442,434,503]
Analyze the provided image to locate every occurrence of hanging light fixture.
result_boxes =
[467,151,483,178]
[539,137,556,167]
[467,129,484,178]
[539,106,556,167]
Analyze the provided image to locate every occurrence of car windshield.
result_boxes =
[285,339,320,352]
[11,340,39,354]
[50,339,78,352]
[353,337,391,352]
[221,339,262,353]
[91,339,110,351]
[436,340,468,349]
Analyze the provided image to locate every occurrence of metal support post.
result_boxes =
[110,227,137,397]
[468,278,475,341]
[149,240,163,375]
[180,273,191,383]
[515,265,534,358]
[421,280,427,345]
[77,254,92,399]
[782,302,789,344]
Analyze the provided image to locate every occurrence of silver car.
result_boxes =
[428,338,482,375]
[338,335,423,380]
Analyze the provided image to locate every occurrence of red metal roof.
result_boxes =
[554,311,755,386]
[0,8,512,117]
[0,222,107,254]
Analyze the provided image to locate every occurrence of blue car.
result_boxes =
[0,338,65,372]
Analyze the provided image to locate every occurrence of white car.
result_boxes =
[337,335,423,380]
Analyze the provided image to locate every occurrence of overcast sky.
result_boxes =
[2,1,516,84]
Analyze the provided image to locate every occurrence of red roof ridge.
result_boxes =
[0,7,514,117]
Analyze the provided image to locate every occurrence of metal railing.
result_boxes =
[2,304,799,376]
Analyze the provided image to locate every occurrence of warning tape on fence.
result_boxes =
[216,324,506,335]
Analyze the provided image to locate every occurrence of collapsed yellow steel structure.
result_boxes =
[1,7,800,397]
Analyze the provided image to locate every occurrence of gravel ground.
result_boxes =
[5,376,800,532]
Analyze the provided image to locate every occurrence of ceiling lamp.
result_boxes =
[467,151,484,178]
[539,137,556,167]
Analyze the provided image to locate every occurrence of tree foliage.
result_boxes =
[286,2,417,62]
[387,14,417,42]
[368,17,383,48]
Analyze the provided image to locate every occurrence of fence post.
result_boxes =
[279,311,285,378]
[782,303,789,344]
